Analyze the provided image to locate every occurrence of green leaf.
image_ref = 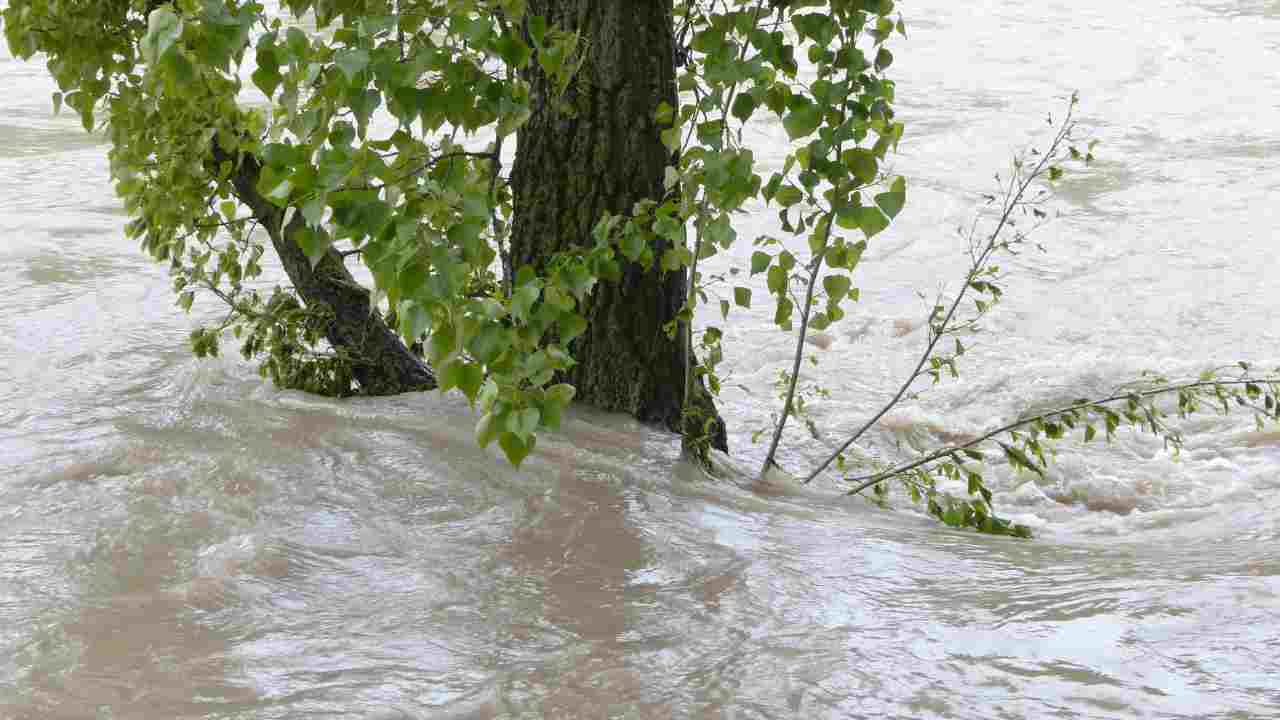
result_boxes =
[704,214,736,249]
[731,93,757,122]
[750,251,771,275]
[141,7,183,64]
[875,47,894,72]
[766,265,787,295]
[654,102,674,125]
[661,127,681,152]
[734,286,752,308]
[841,148,878,185]
[494,31,532,68]
[562,264,596,299]
[774,185,803,208]
[429,322,457,365]
[511,284,540,323]
[782,101,823,140]
[855,207,890,239]
[999,441,1045,477]
[773,297,793,329]
[256,166,292,206]
[527,15,548,47]
[469,324,507,363]
[541,400,565,431]
[397,301,431,340]
[442,361,484,404]
[943,505,963,527]
[335,48,370,82]
[546,383,576,407]
[301,196,326,227]
[559,312,588,342]
[507,407,541,442]
[874,176,907,219]
[792,13,837,47]
[822,274,852,301]
[498,431,533,467]
[837,206,889,238]
[294,225,331,268]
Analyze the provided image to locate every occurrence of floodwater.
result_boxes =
[2,1,1278,717]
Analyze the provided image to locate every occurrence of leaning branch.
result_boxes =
[843,377,1280,496]
[803,102,1078,484]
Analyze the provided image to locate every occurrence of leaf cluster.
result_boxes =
[9,1,1273,539]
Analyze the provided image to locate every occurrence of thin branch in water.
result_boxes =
[843,376,1280,497]
[804,100,1079,484]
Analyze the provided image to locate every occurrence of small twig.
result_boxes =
[804,103,1078,484]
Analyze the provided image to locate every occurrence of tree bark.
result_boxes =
[212,144,436,395]
[510,0,727,452]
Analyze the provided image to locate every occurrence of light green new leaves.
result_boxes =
[836,205,889,238]
[822,274,852,300]
[540,383,576,430]
[783,100,823,140]
[832,178,904,239]
[6,0,916,477]
[499,431,535,467]
[294,226,332,268]
[508,407,541,440]
[335,48,370,82]
[440,360,485,403]
[875,176,907,219]
[141,7,183,65]
[475,411,500,448]
[842,148,878,185]
[766,264,787,295]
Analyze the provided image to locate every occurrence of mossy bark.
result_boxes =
[212,144,436,395]
[510,0,727,452]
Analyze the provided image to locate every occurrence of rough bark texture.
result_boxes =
[510,0,727,452]
[212,144,436,395]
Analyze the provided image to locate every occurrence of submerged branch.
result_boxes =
[843,377,1280,497]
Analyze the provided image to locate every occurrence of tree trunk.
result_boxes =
[510,0,727,452]
[212,144,436,395]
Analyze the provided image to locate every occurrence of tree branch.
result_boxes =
[803,101,1078,484]
[843,377,1280,496]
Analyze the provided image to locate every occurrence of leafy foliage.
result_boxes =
[594,1,911,459]
[6,1,1275,535]
[3,0,594,466]
[841,368,1280,538]
[2,0,909,469]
